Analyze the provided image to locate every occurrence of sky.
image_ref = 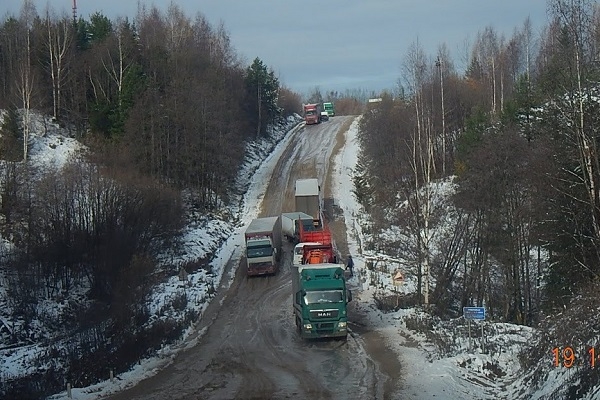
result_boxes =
[1,0,550,96]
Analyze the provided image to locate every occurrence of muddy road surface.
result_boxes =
[106,116,403,400]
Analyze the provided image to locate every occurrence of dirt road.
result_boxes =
[107,116,402,400]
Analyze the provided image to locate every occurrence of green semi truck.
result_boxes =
[292,263,352,339]
[323,102,335,117]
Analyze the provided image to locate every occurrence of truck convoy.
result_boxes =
[292,177,335,265]
[323,102,335,117]
[299,242,337,264]
[292,259,351,339]
[295,178,321,228]
[244,216,282,276]
[297,219,331,244]
[303,103,321,125]
[277,177,351,339]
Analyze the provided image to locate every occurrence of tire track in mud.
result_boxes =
[230,254,333,399]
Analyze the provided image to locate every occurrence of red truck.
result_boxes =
[293,222,335,265]
[303,103,321,125]
[298,220,331,244]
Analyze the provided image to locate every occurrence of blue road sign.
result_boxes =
[463,307,485,320]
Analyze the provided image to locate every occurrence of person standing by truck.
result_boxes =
[346,255,354,277]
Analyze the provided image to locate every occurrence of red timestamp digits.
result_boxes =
[552,347,600,368]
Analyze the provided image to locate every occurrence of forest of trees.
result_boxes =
[356,0,600,325]
[0,1,296,205]
[0,1,305,397]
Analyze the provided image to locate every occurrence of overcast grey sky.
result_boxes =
[1,1,550,96]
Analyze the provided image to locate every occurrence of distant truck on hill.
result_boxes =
[323,102,335,117]
[303,103,321,125]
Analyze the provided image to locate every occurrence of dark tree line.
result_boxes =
[356,0,600,324]
[0,1,291,208]
[0,0,292,313]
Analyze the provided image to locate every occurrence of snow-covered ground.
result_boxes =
[2,112,590,399]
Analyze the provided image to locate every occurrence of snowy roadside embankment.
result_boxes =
[330,116,549,399]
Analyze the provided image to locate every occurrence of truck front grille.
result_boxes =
[309,309,339,319]
[317,322,334,331]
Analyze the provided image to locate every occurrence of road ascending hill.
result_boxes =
[106,116,403,399]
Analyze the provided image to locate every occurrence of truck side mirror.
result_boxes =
[347,290,352,303]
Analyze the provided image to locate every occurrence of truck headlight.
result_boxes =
[303,324,313,330]
[338,322,347,328]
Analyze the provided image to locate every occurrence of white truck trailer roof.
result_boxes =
[246,216,279,235]
[295,179,319,196]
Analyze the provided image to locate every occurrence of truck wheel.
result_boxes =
[295,317,301,332]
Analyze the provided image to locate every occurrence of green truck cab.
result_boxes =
[292,264,352,339]
[323,102,335,117]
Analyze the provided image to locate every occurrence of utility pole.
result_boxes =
[72,0,77,24]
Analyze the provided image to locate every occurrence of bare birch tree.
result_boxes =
[17,0,37,161]
[102,18,135,111]
[44,7,73,120]
[436,44,451,176]
[403,39,435,305]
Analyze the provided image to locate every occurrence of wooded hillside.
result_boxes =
[0,1,299,206]
[0,2,302,397]
[356,0,600,324]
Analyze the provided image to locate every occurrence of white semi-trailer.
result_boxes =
[244,216,282,276]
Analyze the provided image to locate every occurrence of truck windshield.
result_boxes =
[247,244,273,258]
[304,290,343,304]
[306,110,316,115]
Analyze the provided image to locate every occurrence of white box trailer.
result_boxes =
[245,216,282,276]
[295,179,321,227]
[281,212,314,242]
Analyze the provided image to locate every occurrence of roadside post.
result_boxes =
[463,307,485,351]
[392,270,404,309]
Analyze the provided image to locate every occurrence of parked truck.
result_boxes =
[293,228,336,265]
[323,102,335,117]
[244,216,282,276]
[293,241,324,265]
[292,263,351,339]
[299,242,338,265]
[303,103,321,125]
[295,178,321,228]
[281,212,314,243]
[297,219,331,244]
